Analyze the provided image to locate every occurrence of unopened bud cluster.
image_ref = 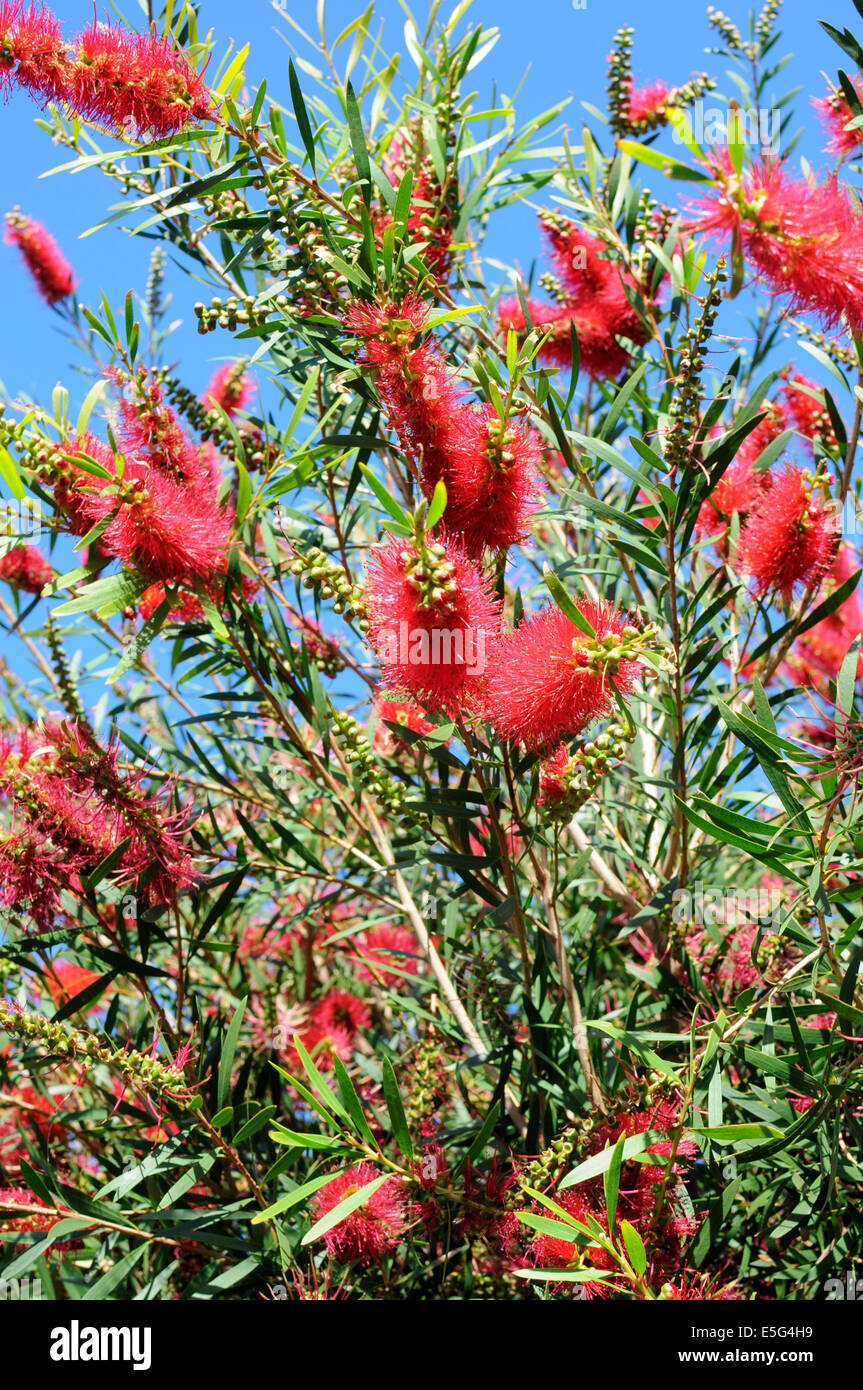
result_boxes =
[194,292,287,335]
[290,544,367,628]
[665,258,728,471]
[401,532,458,615]
[606,26,635,138]
[0,1000,195,1107]
[330,707,410,817]
[573,622,670,679]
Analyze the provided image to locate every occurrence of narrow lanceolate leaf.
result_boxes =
[288,59,316,172]
[381,1057,413,1157]
[619,1220,647,1278]
[217,997,248,1111]
[543,564,596,636]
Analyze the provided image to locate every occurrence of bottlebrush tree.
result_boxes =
[1,0,863,1303]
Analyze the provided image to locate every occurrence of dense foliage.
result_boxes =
[1,0,863,1302]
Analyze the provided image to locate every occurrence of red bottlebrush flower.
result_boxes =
[815,79,863,158]
[43,959,104,1010]
[110,367,208,488]
[379,129,455,281]
[137,582,204,624]
[0,719,196,928]
[363,535,502,712]
[48,432,116,534]
[689,156,863,335]
[497,214,658,381]
[781,374,838,451]
[311,989,371,1038]
[1,2,70,104]
[626,79,671,128]
[344,293,429,361]
[311,1163,409,1265]
[497,296,576,368]
[4,209,76,304]
[529,1188,613,1293]
[346,297,542,554]
[737,465,839,602]
[0,543,52,594]
[438,404,545,558]
[99,464,232,584]
[735,398,787,467]
[483,600,642,751]
[201,362,253,417]
[0,829,67,930]
[696,457,771,551]
[536,742,598,818]
[373,696,437,754]
[286,1020,353,1072]
[0,1079,64,1147]
[0,1187,81,1246]
[355,924,420,986]
[347,300,492,498]
[47,423,231,588]
[66,21,215,141]
[785,544,863,684]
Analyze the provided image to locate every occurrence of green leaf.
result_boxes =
[543,564,595,636]
[217,997,248,1111]
[381,1057,413,1157]
[359,463,412,528]
[689,1123,784,1143]
[345,80,371,207]
[603,1133,627,1233]
[0,447,26,502]
[620,1219,647,1277]
[288,59,316,172]
[561,1131,660,1189]
[425,477,447,529]
[251,1171,344,1225]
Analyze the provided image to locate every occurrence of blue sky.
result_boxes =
[0,0,852,409]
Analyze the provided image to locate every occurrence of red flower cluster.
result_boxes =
[42,958,104,1011]
[0,542,52,593]
[529,1094,699,1292]
[363,533,502,712]
[815,78,863,158]
[0,4,215,139]
[201,362,254,417]
[4,208,76,304]
[346,296,543,557]
[46,373,233,587]
[0,719,195,929]
[737,465,838,603]
[784,545,863,686]
[311,1162,409,1265]
[482,599,642,750]
[690,155,863,334]
[626,80,672,129]
[698,377,840,556]
[354,924,420,986]
[373,696,436,754]
[379,125,455,282]
[498,212,659,380]
[696,457,771,554]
